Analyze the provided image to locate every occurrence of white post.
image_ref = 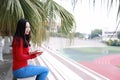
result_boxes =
[3,36,10,54]
[9,36,13,52]
[0,36,3,61]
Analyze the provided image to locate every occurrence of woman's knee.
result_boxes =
[40,66,48,71]
[43,67,49,74]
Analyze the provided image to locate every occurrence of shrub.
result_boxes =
[106,39,120,46]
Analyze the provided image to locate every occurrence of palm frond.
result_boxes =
[0,0,76,44]
[0,0,24,36]
[45,0,76,35]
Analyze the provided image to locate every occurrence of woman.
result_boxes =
[12,19,49,80]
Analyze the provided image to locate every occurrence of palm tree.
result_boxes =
[0,0,75,44]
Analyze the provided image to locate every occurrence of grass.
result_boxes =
[59,46,120,62]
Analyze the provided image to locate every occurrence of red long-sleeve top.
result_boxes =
[12,37,36,70]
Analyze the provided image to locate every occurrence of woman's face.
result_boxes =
[25,22,30,35]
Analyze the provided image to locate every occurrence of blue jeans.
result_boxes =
[13,65,49,80]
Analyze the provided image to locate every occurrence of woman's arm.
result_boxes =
[12,39,36,60]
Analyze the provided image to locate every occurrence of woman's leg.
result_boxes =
[13,65,49,80]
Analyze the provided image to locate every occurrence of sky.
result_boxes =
[55,0,119,34]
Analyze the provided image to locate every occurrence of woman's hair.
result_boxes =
[13,19,31,47]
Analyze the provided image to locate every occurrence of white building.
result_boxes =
[102,30,119,41]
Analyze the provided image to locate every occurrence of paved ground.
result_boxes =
[0,53,12,80]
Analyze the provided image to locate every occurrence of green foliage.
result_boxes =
[0,0,76,44]
[74,32,84,38]
[106,39,113,45]
[106,39,120,46]
[49,32,72,38]
[89,29,102,39]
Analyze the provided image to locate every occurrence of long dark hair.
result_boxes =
[13,19,31,47]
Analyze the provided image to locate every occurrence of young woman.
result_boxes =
[12,19,49,80]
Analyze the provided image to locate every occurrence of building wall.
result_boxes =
[102,31,118,41]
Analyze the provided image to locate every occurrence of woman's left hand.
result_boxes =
[30,50,43,55]
[35,50,43,55]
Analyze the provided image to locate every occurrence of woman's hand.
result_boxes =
[34,50,43,55]
[29,50,43,55]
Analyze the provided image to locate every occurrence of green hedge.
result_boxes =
[106,40,120,46]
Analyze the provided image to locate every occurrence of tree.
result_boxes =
[0,0,76,44]
[89,29,102,39]
[74,32,84,38]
